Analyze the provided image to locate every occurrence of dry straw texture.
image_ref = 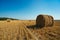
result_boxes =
[0,21,38,40]
[0,20,60,40]
[36,15,54,27]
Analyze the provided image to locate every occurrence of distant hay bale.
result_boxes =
[36,15,54,27]
[29,20,31,21]
[7,19,11,22]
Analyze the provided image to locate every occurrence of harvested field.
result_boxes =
[0,20,60,40]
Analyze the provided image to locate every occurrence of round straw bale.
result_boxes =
[36,15,54,27]
[7,19,11,22]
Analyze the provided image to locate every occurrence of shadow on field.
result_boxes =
[27,25,44,29]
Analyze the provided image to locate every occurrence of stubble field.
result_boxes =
[0,20,60,40]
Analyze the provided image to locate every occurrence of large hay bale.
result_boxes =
[36,15,54,27]
[6,19,11,22]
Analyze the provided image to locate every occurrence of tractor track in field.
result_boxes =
[17,22,39,40]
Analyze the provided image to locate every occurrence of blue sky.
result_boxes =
[0,0,60,20]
